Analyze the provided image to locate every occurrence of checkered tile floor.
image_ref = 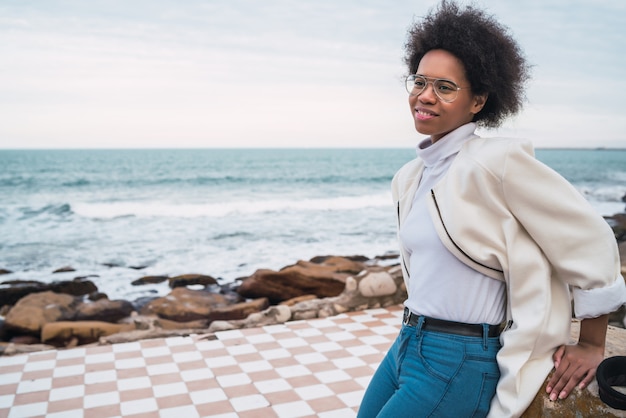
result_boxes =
[0,305,403,418]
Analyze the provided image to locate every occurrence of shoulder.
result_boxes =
[459,136,537,178]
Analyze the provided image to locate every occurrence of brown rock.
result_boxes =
[50,278,98,296]
[0,269,12,275]
[280,295,319,306]
[131,275,169,285]
[207,298,269,322]
[41,321,135,346]
[4,291,77,335]
[237,256,365,304]
[141,288,229,322]
[169,274,218,288]
[53,266,76,273]
[74,299,134,322]
[0,280,48,307]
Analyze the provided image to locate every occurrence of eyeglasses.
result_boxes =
[405,74,467,103]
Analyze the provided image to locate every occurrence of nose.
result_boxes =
[418,81,437,103]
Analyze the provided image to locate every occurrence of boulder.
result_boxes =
[522,323,626,417]
[0,269,13,275]
[168,273,218,288]
[237,256,365,304]
[140,287,229,322]
[131,275,169,285]
[606,213,626,242]
[74,298,134,322]
[0,280,49,307]
[53,266,76,273]
[207,297,269,322]
[4,291,77,335]
[41,321,135,346]
[0,278,97,307]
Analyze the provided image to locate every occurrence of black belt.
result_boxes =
[597,356,626,410]
[403,307,501,338]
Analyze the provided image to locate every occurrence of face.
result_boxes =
[409,49,487,143]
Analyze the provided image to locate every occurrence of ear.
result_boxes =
[471,93,488,115]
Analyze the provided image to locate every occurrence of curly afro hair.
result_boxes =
[405,1,531,128]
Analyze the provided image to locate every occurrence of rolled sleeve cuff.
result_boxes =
[572,276,626,319]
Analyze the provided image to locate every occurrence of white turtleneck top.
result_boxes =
[399,123,506,325]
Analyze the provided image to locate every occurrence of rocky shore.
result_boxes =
[1,212,625,357]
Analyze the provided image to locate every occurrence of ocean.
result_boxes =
[1,148,625,302]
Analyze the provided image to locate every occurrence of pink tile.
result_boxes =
[119,387,154,402]
[156,394,193,409]
[195,399,235,415]
[47,396,83,413]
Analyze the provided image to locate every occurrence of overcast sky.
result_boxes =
[1,0,625,149]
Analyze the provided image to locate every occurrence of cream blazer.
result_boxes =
[391,135,626,417]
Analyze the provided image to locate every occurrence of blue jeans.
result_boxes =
[358,317,501,418]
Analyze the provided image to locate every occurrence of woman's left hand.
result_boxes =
[545,342,605,401]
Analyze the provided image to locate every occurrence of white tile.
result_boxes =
[181,367,214,382]
[120,397,158,415]
[230,394,270,412]
[215,329,244,340]
[259,348,291,360]
[346,345,378,357]
[355,375,374,389]
[117,376,152,391]
[195,339,225,351]
[165,336,194,346]
[310,341,342,352]
[308,319,337,329]
[349,314,378,323]
[0,394,15,408]
[338,322,368,331]
[359,335,391,345]
[23,359,56,371]
[276,365,310,378]
[254,378,292,394]
[53,364,85,377]
[293,328,323,337]
[245,333,275,344]
[153,382,188,398]
[371,325,399,335]
[159,405,200,418]
[0,372,22,384]
[146,362,179,376]
[263,324,290,334]
[49,384,85,401]
[16,377,52,394]
[239,360,273,373]
[115,357,146,369]
[0,355,27,366]
[172,350,202,363]
[7,402,47,418]
[84,352,115,364]
[55,348,86,359]
[277,337,308,348]
[225,344,256,355]
[189,387,228,404]
[314,369,351,384]
[216,372,251,388]
[338,390,365,407]
[272,400,315,418]
[294,352,327,365]
[84,369,117,384]
[83,391,120,409]
[332,357,366,369]
[326,331,356,342]
[294,384,334,400]
[112,342,141,352]
[142,346,171,358]
[205,355,236,368]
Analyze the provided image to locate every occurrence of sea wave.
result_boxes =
[72,193,392,219]
[19,203,73,219]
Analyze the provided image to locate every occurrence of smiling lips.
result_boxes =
[415,107,438,121]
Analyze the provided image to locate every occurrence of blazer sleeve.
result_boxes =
[499,140,626,318]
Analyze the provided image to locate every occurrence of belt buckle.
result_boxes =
[402,308,412,326]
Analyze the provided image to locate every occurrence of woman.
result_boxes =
[358,2,626,417]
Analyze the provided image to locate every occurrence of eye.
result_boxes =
[436,81,458,93]
[413,78,426,88]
